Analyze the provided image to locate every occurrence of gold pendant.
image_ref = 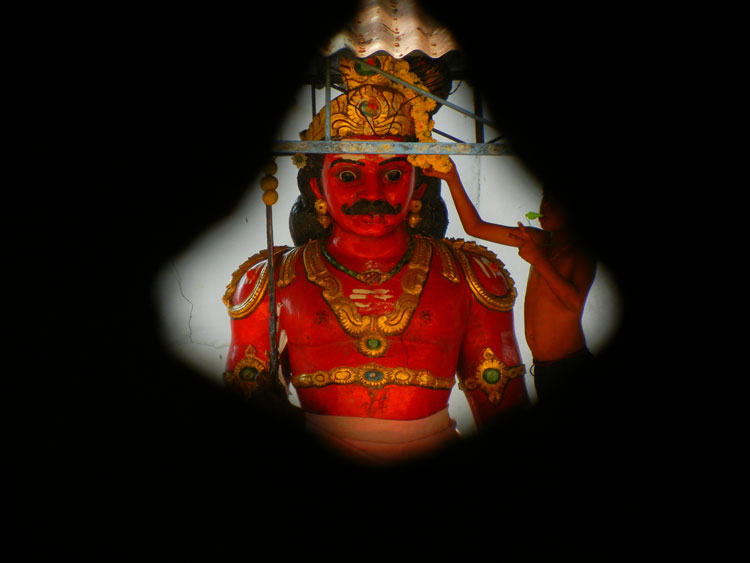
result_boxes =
[358,270,386,285]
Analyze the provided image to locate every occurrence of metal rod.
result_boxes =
[324,57,331,142]
[271,140,512,156]
[339,51,501,130]
[473,89,485,143]
[265,205,278,384]
[432,128,465,144]
[310,82,316,119]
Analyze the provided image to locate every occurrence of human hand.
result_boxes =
[516,222,544,265]
[420,157,458,182]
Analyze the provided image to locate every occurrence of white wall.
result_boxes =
[154,81,622,435]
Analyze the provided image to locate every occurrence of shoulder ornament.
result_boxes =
[430,239,460,283]
[443,238,517,311]
[277,245,302,288]
[223,246,292,319]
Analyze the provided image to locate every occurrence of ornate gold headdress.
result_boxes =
[300,55,452,173]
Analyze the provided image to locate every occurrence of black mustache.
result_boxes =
[341,200,402,215]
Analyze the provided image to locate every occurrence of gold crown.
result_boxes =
[300,55,451,172]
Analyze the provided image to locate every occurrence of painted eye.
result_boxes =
[338,170,358,182]
[384,169,403,182]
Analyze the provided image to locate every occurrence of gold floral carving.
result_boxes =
[303,85,413,142]
[223,246,291,319]
[303,237,432,357]
[293,363,454,391]
[459,347,525,404]
[299,55,451,173]
[445,238,517,311]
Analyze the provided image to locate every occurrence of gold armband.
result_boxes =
[459,347,525,403]
[223,345,269,398]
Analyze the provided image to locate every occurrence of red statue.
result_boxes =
[222,55,528,464]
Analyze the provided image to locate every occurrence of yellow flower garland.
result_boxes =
[379,58,453,174]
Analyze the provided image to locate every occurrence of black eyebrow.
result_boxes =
[329,158,365,167]
[378,157,409,167]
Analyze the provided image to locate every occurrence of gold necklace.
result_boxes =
[303,236,432,358]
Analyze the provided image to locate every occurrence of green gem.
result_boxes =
[359,98,380,117]
[483,368,501,384]
[354,57,380,76]
[364,370,384,382]
[366,338,381,350]
[239,367,258,382]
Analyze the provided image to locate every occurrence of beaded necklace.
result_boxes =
[321,236,415,286]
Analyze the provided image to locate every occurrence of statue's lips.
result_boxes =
[355,214,386,224]
[341,200,402,216]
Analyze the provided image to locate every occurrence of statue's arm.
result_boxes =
[222,253,293,412]
[450,244,529,427]
[457,308,529,428]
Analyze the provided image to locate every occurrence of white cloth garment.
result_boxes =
[304,408,459,465]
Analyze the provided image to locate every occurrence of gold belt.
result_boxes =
[292,364,454,391]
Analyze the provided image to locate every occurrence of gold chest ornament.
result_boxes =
[303,236,432,358]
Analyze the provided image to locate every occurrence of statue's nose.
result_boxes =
[357,173,384,200]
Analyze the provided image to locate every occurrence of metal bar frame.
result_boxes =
[272,52,512,156]
[339,51,500,130]
[271,139,510,156]
[473,89,484,143]
[324,57,331,142]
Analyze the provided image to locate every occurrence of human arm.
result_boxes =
[423,159,537,247]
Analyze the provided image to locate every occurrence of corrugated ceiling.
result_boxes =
[321,0,460,59]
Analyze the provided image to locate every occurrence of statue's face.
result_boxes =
[311,144,422,238]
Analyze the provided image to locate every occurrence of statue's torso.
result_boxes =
[278,239,471,419]
[224,236,524,422]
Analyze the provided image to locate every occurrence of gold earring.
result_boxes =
[407,199,422,228]
[315,198,331,228]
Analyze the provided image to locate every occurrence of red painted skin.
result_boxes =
[226,141,528,428]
